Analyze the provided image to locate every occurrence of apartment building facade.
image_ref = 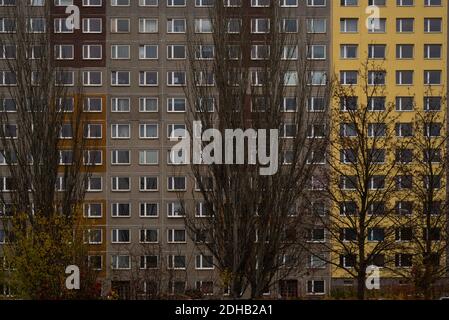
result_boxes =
[332,0,448,292]
[1,0,447,299]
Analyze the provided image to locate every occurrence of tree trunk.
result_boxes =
[357,272,366,300]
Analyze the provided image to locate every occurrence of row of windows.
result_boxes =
[82,201,210,218]
[0,0,328,8]
[0,17,328,34]
[339,252,440,269]
[339,200,443,216]
[339,175,442,190]
[340,43,443,59]
[0,44,325,61]
[339,121,444,137]
[339,70,443,85]
[0,96,308,113]
[0,70,327,86]
[340,96,443,111]
[341,0,441,7]
[340,148,443,164]
[340,17,443,33]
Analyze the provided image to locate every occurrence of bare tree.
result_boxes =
[392,90,449,299]
[0,2,97,299]
[317,60,402,300]
[179,1,330,298]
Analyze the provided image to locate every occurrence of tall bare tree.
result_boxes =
[393,91,449,299]
[179,1,330,298]
[317,60,402,300]
[0,2,97,299]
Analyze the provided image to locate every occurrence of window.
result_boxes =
[167,124,186,139]
[139,45,158,59]
[139,97,158,112]
[195,45,214,59]
[395,254,413,268]
[167,229,186,243]
[368,44,386,59]
[111,177,130,192]
[83,71,102,86]
[140,229,158,243]
[140,176,158,191]
[195,19,212,33]
[140,203,158,217]
[340,18,358,33]
[167,255,186,269]
[368,71,386,85]
[369,176,385,190]
[84,203,102,218]
[307,18,326,33]
[139,123,158,139]
[396,70,413,85]
[307,228,325,242]
[395,228,413,241]
[139,18,158,33]
[85,229,102,244]
[139,71,158,86]
[424,44,441,59]
[111,203,131,217]
[167,18,186,33]
[396,96,414,111]
[281,18,298,33]
[340,44,358,59]
[396,148,413,163]
[424,96,441,111]
[84,97,102,112]
[84,123,102,139]
[140,256,158,269]
[396,18,414,32]
[111,150,130,165]
[167,71,186,86]
[111,45,130,59]
[84,150,102,165]
[86,176,102,191]
[424,70,441,85]
[112,229,130,243]
[424,18,442,33]
[395,123,413,137]
[139,150,158,166]
[307,280,325,295]
[88,255,102,270]
[111,71,130,86]
[0,71,17,86]
[111,98,130,112]
[251,18,270,34]
[340,254,356,268]
[308,71,326,86]
[83,18,102,33]
[167,201,184,217]
[168,176,186,191]
[111,255,130,269]
[307,45,325,60]
[167,98,186,112]
[396,44,414,59]
[196,255,214,270]
[368,228,385,242]
[309,254,326,269]
[111,18,130,33]
[340,71,357,85]
[340,123,357,137]
[111,124,130,139]
[54,45,73,60]
[83,45,102,60]
[368,97,385,111]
